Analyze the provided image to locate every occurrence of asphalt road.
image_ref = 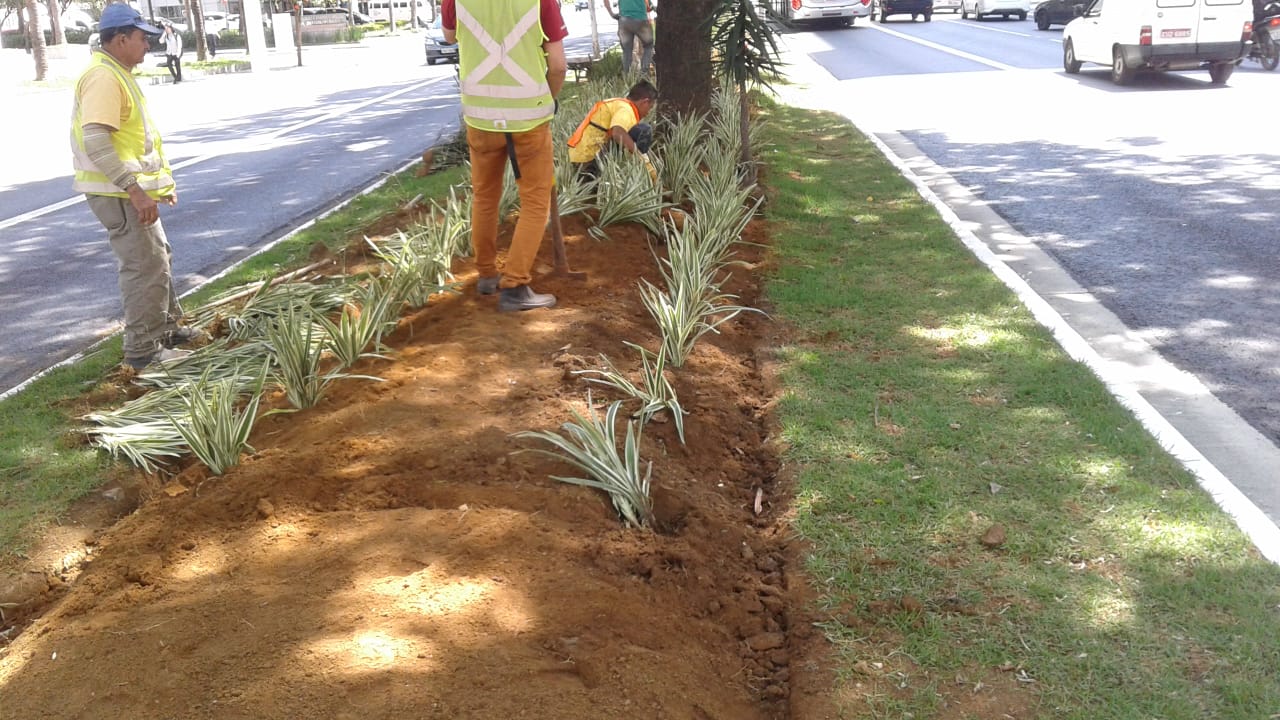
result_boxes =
[780,15,1280,530]
[0,20,615,396]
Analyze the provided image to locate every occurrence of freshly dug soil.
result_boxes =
[0,214,836,719]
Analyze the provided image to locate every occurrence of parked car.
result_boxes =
[876,0,933,22]
[1062,0,1251,84]
[933,0,962,12]
[961,0,1028,20]
[575,0,590,10]
[1032,0,1085,28]
[424,16,458,65]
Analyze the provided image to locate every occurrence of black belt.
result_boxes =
[504,133,521,180]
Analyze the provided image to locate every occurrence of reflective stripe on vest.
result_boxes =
[456,0,553,133]
[70,51,174,199]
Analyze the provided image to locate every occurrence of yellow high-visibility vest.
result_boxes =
[456,0,554,133]
[70,51,174,199]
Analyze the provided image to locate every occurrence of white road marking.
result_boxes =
[866,21,1020,69]
[0,76,446,233]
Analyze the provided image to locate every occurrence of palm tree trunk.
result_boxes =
[44,0,63,45]
[24,0,47,80]
[655,0,716,115]
[188,0,208,60]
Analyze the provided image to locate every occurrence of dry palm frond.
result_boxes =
[168,363,268,476]
[513,394,653,528]
[590,154,666,240]
[575,342,686,443]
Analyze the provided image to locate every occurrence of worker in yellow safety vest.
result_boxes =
[567,79,657,182]
[71,2,204,371]
[443,0,568,312]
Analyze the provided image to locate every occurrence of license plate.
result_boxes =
[1160,28,1191,38]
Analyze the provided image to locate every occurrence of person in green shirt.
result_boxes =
[604,0,653,76]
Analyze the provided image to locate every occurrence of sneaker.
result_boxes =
[498,285,556,312]
[476,276,499,296]
[162,326,208,348]
[123,348,192,371]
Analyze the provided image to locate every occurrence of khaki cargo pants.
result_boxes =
[86,194,183,363]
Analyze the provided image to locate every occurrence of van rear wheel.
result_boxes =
[1111,45,1135,85]
[1208,61,1234,85]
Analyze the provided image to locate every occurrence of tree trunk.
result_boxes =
[410,0,418,30]
[188,0,208,60]
[655,0,716,116]
[24,0,47,80]
[588,0,599,57]
[44,0,63,45]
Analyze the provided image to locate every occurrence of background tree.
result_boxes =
[654,0,717,115]
[187,0,208,59]
[24,0,47,80]
[43,0,62,45]
[707,0,782,182]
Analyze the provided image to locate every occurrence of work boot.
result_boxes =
[476,276,499,295]
[123,347,192,371]
[498,285,556,312]
[162,325,208,348]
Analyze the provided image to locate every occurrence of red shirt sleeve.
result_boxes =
[541,0,568,42]
[441,0,455,30]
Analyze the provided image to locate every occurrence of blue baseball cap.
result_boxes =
[98,3,163,35]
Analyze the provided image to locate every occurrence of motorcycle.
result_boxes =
[1247,0,1280,71]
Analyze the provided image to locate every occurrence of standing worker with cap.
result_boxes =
[442,0,568,312]
[71,3,201,370]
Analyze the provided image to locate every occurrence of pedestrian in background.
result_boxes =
[161,21,183,83]
[442,0,568,312]
[71,3,202,370]
[603,0,652,76]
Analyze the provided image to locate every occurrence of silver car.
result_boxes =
[961,0,1029,19]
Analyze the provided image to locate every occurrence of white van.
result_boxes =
[1062,0,1254,84]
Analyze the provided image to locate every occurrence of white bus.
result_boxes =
[357,0,431,24]
[763,0,871,25]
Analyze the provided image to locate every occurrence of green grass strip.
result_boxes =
[761,98,1280,718]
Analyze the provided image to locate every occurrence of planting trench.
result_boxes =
[0,214,839,719]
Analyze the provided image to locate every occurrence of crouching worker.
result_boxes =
[568,79,658,182]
